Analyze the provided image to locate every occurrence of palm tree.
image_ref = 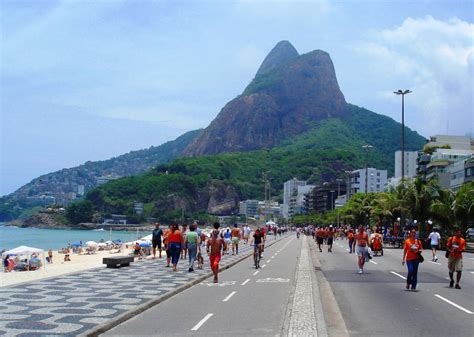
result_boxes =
[430,188,456,238]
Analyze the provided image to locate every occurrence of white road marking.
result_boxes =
[256,278,289,283]
[434,294,474,314]
[430,261,441,265]
[241,279,250,286]
[266,259,271,263]
[223,291,237,302]
[253,270,259,275]
[200,281,236,287]
[191,313,213,331]
[470,271,474,274]
[390,271,407,280]
[369,260,378,265]
[261,264,267,268]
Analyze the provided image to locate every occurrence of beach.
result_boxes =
[0,247,136,288]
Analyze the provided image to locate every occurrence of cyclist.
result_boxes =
[253,228,264,268]
[260,226,267,253]
[296,228,301,239]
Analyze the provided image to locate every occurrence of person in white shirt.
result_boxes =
[426,229,441,262]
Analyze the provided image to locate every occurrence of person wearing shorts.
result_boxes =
[426,229,441,262]
[231,224,241,255]
[327,226,334,252]
[446,229,466,289]
[152,223,163,259]
[207,222,226,283]
[353,225,369,274]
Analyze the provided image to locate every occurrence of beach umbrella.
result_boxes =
[139,242,151,247]
[113,239,123,244]
[97,242,107,248]
[105,240,113,245]
[85,241,97,247]
[70,242,82,247]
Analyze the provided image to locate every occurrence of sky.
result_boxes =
[1,0,473,196]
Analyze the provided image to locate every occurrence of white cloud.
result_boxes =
[353,16,474,136]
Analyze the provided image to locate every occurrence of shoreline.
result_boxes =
[2,222,154,232]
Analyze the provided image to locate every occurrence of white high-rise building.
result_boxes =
[283,178,307,218]
[395,151,418,178]
[347,168,388,198]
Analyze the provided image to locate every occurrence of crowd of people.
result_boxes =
[297,223,467,290]
[130,222,289,282]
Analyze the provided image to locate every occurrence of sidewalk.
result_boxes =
[0,235,289,337]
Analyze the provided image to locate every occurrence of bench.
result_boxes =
[103,256,134,268]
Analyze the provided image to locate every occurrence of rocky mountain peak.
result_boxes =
[183,42,348,157]
[255,40,299,77]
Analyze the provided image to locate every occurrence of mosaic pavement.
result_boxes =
[0,235,288,337]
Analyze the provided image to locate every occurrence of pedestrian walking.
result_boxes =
[185,224,200,272]
[207,222,226,283]
[353,225,369,274]
[327,226,334,252]
[231,224,241,255]
[402,229,423,291]
[47,249,53,264]
[223,227,232,254]
[348,229,354,253]
[181,224,188,260]
[152,222,163,259]
[426,228,440,262]
[163,224,172,267]
[446,229,466,289]
[168,223,183,271]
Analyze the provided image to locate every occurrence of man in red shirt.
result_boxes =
[446,229,466,289]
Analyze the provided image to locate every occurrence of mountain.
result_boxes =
[87,112,426,222]
[183,41,348,156]
[0,129,202,221]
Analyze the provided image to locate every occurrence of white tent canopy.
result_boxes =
[266,221,276,226]
[2,246,43,259]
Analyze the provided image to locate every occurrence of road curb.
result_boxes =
[308,238,349,337]
[82,234,290,337]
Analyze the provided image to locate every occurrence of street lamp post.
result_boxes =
[394,89,411,229]
[362,145,373,194]
[330,190,335,211]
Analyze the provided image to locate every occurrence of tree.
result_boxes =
[66,200,94,224]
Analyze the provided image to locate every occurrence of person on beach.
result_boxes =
[48,249,53,264]
[152,223,163,259]
[185,224,200,272]
[169,223,183,271]
[207,222,226,283]
[446,229,466,289]
[402,229,423,291]
[353,225,369,274]
[231,224,241,255]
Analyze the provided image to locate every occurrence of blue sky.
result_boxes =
[1,0,473,196]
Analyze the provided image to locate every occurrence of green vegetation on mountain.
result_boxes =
[0,129,202,221]
[80,106,427,223]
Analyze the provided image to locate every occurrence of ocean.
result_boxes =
[0,225,147,251]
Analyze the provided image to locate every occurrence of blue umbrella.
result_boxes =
[70,242,82,247]
[113,239,123,244]
[139,243,151,247]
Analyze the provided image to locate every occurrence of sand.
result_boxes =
[0,248,135,288]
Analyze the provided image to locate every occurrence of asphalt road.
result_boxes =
[103,235,303,337]
[316,237,474,337]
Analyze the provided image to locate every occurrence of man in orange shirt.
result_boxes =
[446,229,466,289]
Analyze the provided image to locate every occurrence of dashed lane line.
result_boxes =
[191,313,213,331]
[390,271,407,280]
[223,291,237,302]
[369,260,378,265]
[253,270,259,276]
[266,260,271,263]
[434,294,474,314]
[261,264,267,268]
[429,261,442,265]
[241,279,250,286]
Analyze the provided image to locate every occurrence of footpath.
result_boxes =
[0,234,289,337]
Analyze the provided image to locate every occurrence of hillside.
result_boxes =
[0,129,202,221]
[85,110,426,222]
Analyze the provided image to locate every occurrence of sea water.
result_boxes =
[0,225,146,251]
